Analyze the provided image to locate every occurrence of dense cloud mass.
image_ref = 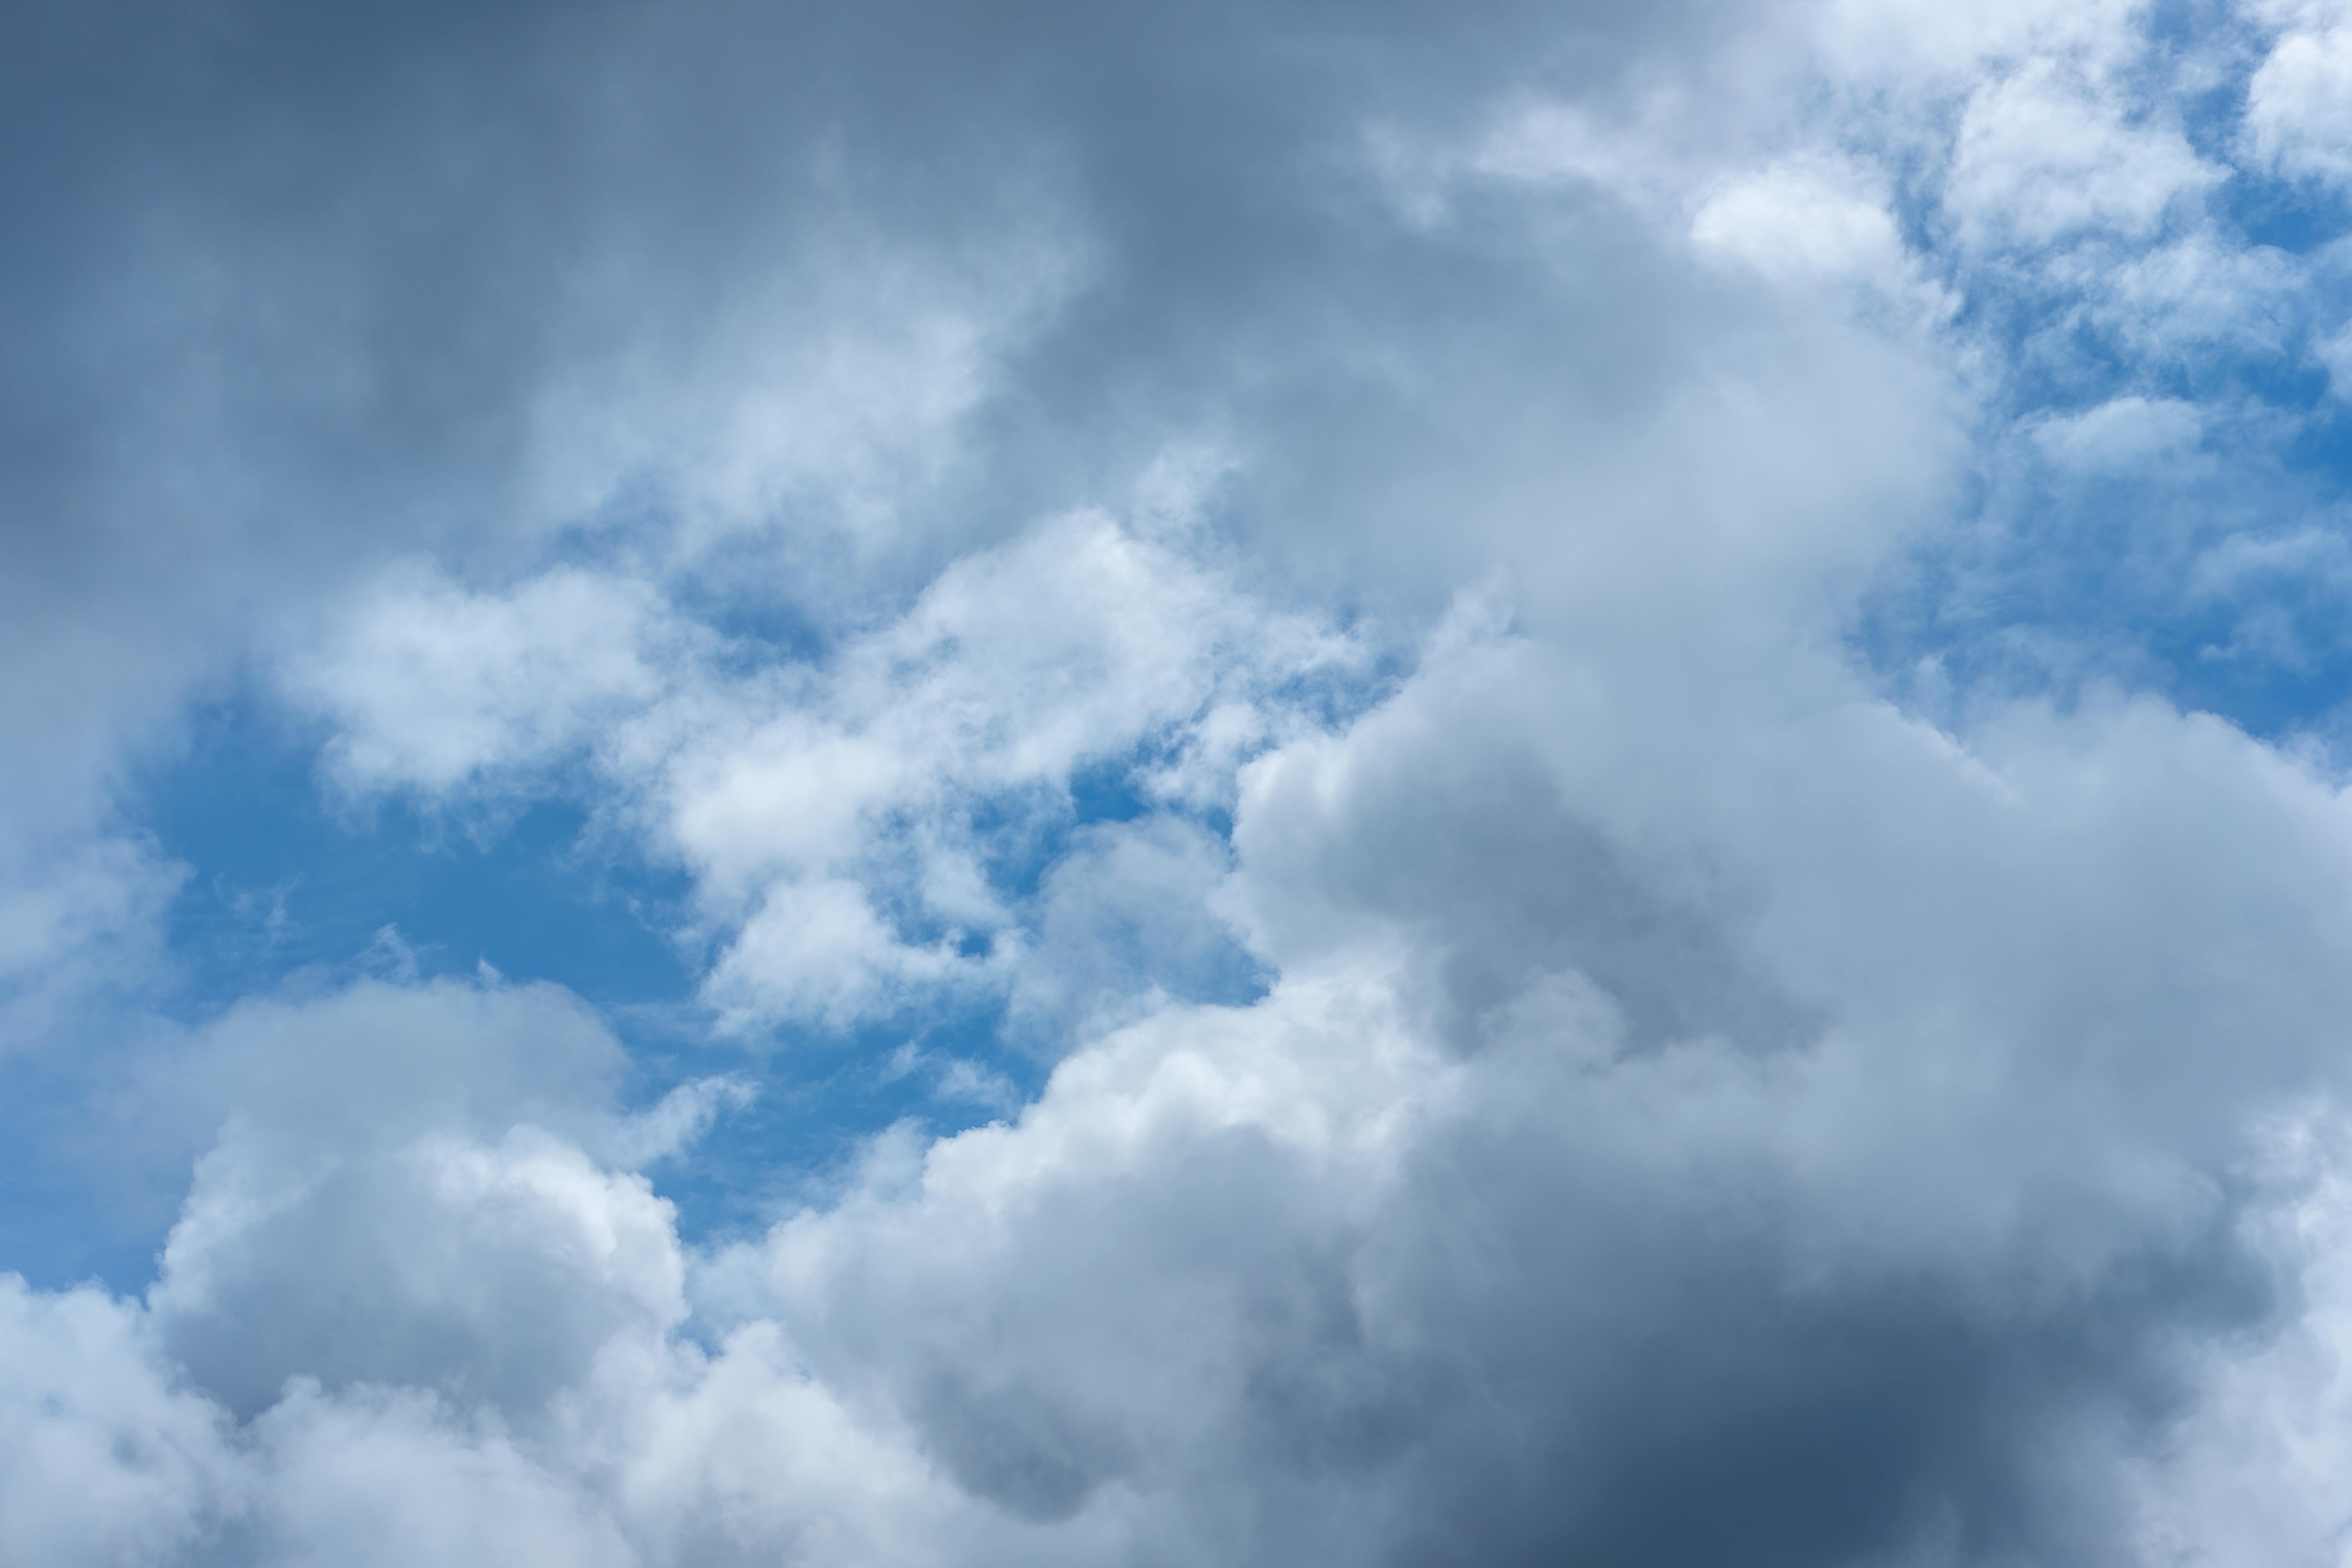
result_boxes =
[14,0,2352,1562]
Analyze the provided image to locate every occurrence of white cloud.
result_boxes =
[517,207,1083,556]
[2031,395,2210,474]
[0,1279,229,1567]
[249,1381,637,1568]
[285,564,686,795]
[2245,4,2352,181]
[701,876,989,1034]
[2122,1107,2352,1563]
[1690,160,1910,286]
[155,1122,687,1420]
[606,1075,757,1171]
[288,508,1362,1036]
[1947,59,2220,252]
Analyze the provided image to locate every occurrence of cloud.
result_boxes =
[18,0,2352,1563]
[1945,58,2220,252]
[2031,395,2211,475]
[1690,160,1913,289]
[285,564,685,796]
[19,613,2352,1562]
[0,1278,229,1566]
[2245,2,2352,182]
[290,508,1362,1037]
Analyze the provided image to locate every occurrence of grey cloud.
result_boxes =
[758,648,2316,1565]
[1005,815,1265,1042]
[143,979,661,1418]
[0,0,1804,1011]
[1232,693,1819,1057]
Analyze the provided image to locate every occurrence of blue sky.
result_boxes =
[19,1,2352,1563]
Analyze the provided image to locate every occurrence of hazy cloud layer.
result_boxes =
[13,0,2352,1563]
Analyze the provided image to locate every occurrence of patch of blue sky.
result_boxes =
[0,690,704,1292]
[1855,433,2352,740]
[2154,2,2254,100]
[2223,168,2352,257]
[90,675,1289,1281]
[647,1002,1050,1251]
[1852,145,2352,742]
[663,555,842,671]
[137,705,982,1222]
[1952,260,2298,413]
[144,688,699,1021]
[0,1047,188,1294]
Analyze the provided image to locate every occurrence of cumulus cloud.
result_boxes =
[2245,0,2352,181]
[17,0,2352,1564]
[285,565,686,795]
[290,508,1359,1036]
[1946,59,2219,252]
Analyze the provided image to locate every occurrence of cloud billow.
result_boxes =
[10,0,2352,1564]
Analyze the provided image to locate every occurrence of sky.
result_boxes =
[14,0,2352,1562]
